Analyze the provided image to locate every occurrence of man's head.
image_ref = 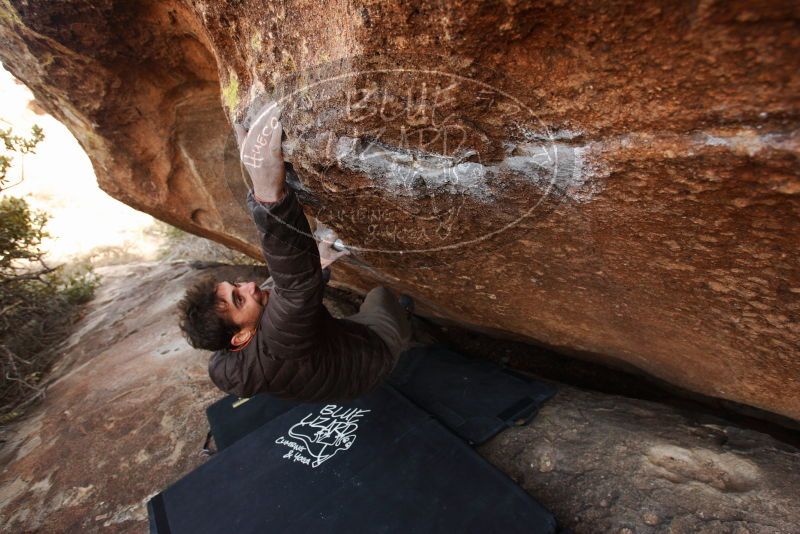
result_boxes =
[178,275,269,351]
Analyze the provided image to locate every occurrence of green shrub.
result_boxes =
[0,195,48,273]
[0,124,43,189]
[0,195,102,421]
[52,262,100,305]
[0,125,100,422]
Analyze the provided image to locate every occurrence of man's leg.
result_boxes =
[346,286,413,362]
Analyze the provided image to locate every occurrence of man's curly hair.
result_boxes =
[178,275,237,351]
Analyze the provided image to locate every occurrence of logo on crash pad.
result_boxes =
[275,405,370,468]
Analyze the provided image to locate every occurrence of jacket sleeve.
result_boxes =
[247,169,324,360]
[208,348,257,398]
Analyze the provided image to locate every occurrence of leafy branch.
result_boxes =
[0,124,44,191]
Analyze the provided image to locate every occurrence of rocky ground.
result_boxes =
[480,388,800,533]
[0,261,798,533]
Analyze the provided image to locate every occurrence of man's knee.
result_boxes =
[361,286,394,310]
[368,286,393,299]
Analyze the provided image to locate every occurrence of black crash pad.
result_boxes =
[388,345,557,444]
[207,345,557,452]
[206,393,297,452]
[149,385,557,534]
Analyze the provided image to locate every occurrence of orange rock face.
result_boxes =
[0,1,797,420]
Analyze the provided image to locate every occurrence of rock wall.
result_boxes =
[0,1,798,420]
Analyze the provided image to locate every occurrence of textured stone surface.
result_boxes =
[0,1,798,420]
[480,387,800,534]
[1,262,797,533]
[0,262,264,532]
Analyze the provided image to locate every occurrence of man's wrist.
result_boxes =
[253,186,287,204]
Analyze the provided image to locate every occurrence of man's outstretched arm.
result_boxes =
[249,178,324,360]
[237,106,324,360]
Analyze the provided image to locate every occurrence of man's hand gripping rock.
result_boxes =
[234,103,349,269]
[234,103,286,204]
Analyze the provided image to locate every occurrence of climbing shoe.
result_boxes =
[398,294,415,315]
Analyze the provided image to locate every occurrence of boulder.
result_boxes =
[481,387,800,533]
[0,1,797,420]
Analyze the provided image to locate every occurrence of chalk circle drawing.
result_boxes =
[222,54,585,260]
[275,405,371,469]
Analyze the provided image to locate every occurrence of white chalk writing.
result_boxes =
[274,404,371,468]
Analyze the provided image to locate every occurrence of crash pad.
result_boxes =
[149,385,557,533]
[206,344,556,451]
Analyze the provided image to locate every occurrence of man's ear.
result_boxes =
[231,328,255,348]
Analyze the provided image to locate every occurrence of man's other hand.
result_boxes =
[315,224,350,270]
[318,239,350,270]
[234,103,286,203]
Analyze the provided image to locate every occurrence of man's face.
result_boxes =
[214,280,268,332]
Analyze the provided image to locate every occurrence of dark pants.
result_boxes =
[346,286,413,367]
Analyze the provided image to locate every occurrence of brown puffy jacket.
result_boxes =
[207,180,394,401]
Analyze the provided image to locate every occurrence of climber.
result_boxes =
[177,103,413,401]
